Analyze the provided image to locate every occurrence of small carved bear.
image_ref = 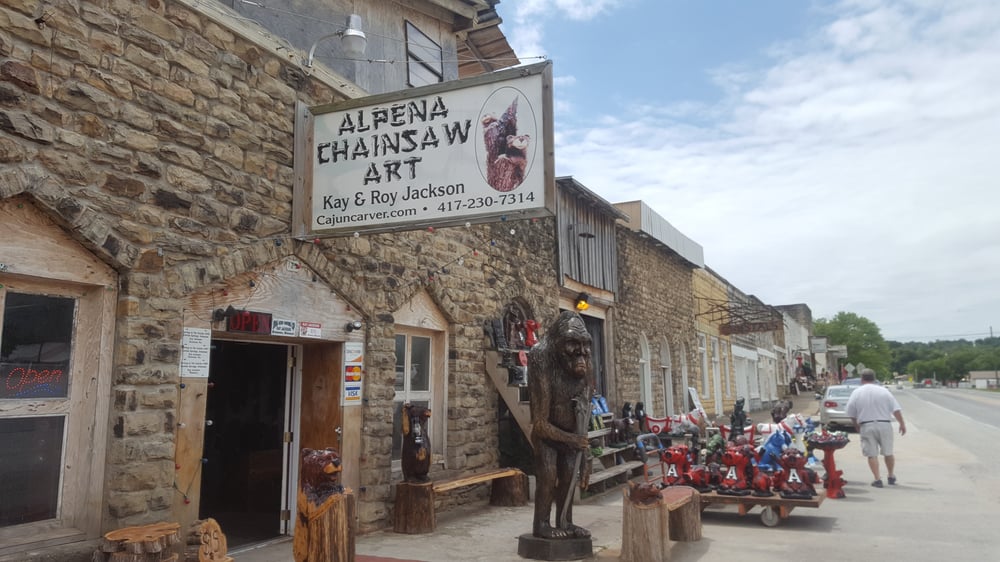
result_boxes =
[401,403,432,483]
[299,447,343,504]
[627,480,663,506]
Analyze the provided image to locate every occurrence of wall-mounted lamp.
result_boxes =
[345,320,363,332]
[575,292,590,312]
[305,14,367,67]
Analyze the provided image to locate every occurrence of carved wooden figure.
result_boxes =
[526,311,593,540]
[401,403,432,483]
[293,448,354,562]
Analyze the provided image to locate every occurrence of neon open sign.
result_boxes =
[226,310,273,335]
[1,363,69,399]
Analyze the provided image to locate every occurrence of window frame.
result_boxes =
[659,339,674,416]
[390,291,449,474]
[698,333,709,397]
[405,21,444,87]
[0,277,113,551]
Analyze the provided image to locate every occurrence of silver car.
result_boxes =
[819,385,858,429]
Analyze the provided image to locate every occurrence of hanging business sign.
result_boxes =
[293,61,555,237]
[809,336,828,354]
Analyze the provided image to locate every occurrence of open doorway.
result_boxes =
[200,340,289,547]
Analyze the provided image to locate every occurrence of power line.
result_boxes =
[887,331,995,342]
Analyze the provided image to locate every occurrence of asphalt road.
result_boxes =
[235,387,1000,561]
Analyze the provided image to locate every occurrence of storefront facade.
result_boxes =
[1,0,550,558]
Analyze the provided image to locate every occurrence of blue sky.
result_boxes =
[496,0,1000,343]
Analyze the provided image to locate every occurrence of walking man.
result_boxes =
[846,368,906,487]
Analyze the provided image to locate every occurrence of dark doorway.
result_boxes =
[200,340,288,547]
[582,315,606,397]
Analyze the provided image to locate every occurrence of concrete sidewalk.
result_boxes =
[232,393,824,562]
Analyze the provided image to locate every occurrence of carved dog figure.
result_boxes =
[401,403,432,483]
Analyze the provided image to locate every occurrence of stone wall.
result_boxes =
[0,0,559,538]
[613,226,698,417]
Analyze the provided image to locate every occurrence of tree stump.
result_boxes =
[662,486,702,542]
[293,488,356,562]
[94,522,181,562]
[620,489,671,562]
[489,471,529,506]
[184,518,233,562]
[393,481,435,534]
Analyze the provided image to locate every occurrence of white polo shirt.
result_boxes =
[845,383,901,423]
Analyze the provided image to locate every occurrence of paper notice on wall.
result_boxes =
[299,321,322,338]
[271,318,296,336]
[180,327,211,378]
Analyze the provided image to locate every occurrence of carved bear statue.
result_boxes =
[401,403,432,483]
[299,447,344,505]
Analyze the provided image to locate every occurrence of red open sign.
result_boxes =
[227,310,273,334]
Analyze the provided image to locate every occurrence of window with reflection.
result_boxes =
[0,291,76,528]
[405,21,443,87]
[1,293,74,399]
[392,333,433,460]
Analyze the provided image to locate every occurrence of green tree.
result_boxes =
[814,312,891,378]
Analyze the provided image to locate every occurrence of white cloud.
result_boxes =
[505,0,1000,341]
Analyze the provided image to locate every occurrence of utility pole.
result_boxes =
[993,326,998,390]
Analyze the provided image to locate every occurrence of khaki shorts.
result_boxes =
[859,421,894,457]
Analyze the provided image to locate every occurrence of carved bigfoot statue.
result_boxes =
[527,311,593,540]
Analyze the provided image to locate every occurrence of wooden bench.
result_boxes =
[393,467,528,534]
[621,485,702,562]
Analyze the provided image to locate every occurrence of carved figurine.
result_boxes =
[527,311,593,540]
[685,463,717,493]
[524,319,540,347]
[702,433,727,465]
[728,397,749,441]
[626,480,663,506]
[634,401,647,435]
[717,446,754,496]
[659,445,692,487]
[299,448,344,504]
[751,469,774,497]
[770,398,793,423]
[773,448,818,499]
[756,429,792,472]
[401,403,432,483]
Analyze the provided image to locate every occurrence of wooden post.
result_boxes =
[393,481,435,534]
[293,489,356,562]
[662,486,702,542]
[489,471,529,506]
[620,488,671,562]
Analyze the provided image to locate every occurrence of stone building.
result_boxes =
[0,1,817,559]
[0,0,559,558]
[692,267,738,420]
[613,200,704,419]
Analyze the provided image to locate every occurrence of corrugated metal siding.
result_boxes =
[556,189,619,293]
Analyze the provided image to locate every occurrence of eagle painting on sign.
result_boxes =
[481,96,530,192]
[295,62,555,238]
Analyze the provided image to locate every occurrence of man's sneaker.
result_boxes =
[888,476,897,485]
[871,480,884,488]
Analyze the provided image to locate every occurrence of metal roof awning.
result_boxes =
[696,296,784,335]
[456,1,520,78]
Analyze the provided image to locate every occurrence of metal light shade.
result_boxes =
[341,14,366,58]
